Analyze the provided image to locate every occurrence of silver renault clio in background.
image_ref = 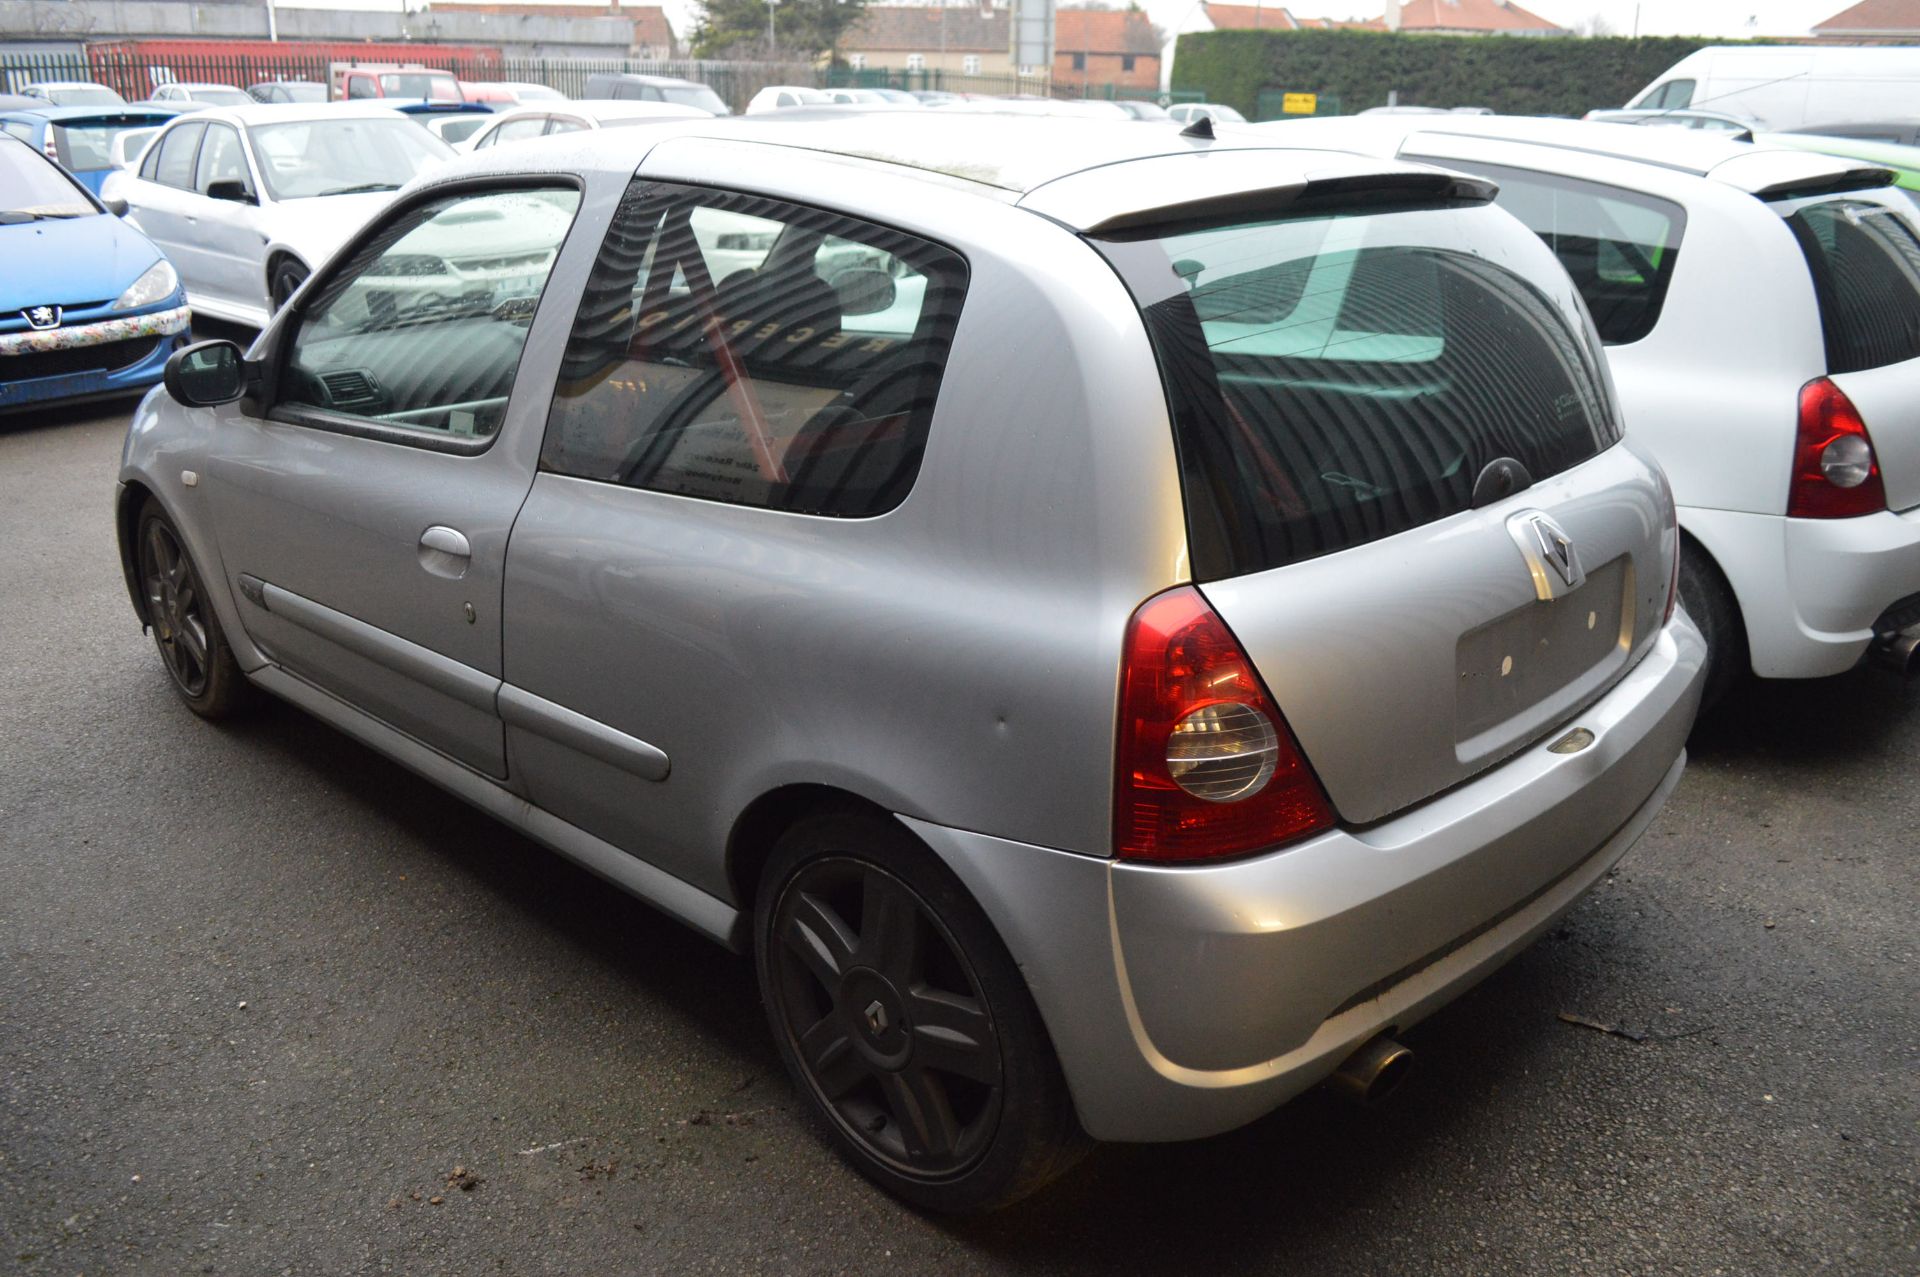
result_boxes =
[117,114,1706,1212]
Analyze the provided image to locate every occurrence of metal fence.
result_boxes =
[2,46,1197,112]
[826,65,1202,105]
[1,48,820,113]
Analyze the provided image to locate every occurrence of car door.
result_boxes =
[187,122,264,314]
[127,120,206,286]
[499,179,970,892]
[199,181,587,777]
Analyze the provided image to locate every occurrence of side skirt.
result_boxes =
[248,663,747,952]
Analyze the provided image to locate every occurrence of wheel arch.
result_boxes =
[725,783,902,917]
[116,478,159,626]
[264,249,309,306]
[1677,521,1753,655]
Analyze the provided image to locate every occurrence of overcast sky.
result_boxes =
[279,0,1854,47]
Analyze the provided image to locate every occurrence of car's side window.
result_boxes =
[154,122,206,190]
[1405,157,1685,345]
[273,185,583,447]
[194,124,251,198]
[544,116,586,135]
[541,181,969,518]
[346,76,374,100]
[492,117,548,145]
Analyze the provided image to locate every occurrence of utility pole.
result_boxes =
[767,0,777,54]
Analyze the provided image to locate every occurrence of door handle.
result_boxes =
[418,525,471,579]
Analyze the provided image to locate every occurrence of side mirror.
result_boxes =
[206,179,256,205]
[163,340,248,407]
[105,197,129,217]
[830,267,896,317]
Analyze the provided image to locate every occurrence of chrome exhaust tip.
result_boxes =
[1869,624,1920,678]
[1329,1035,1415,1106]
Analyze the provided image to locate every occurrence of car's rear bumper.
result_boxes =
[1686,503,1920,679]
[0,304,190,411]
[909,613,1705,1143]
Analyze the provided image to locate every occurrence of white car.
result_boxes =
[101,104,454,325]
[20,80,124,108]
[462,100,705,152]
[489,81,567,103]
[1265,115,1920,694]
[1167,102,1246,125]
[423,112,492,148]
[111,126,161,172]
[746,85,832,113]
[148,82,255,109]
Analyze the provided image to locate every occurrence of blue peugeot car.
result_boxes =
[0,104,181,195]
[0,133,190,412]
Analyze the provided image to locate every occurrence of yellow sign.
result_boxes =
[1282,92,1318,115]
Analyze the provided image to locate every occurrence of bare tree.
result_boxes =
[1572,13,1615,36]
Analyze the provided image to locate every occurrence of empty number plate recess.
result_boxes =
[1455,557,1632,742]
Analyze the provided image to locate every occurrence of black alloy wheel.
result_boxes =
[769,855,1004,1177]
[756,809,1086,1213]
[136,501,250,719]
[270,259,309,312]
[140,513,211,698]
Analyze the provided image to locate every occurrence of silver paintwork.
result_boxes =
[119,116,1703,1142]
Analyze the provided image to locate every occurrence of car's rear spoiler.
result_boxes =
[1019,148,1498,235]
[1707,149,1896,202]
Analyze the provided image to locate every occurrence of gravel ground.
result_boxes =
[1,398,1915,1276]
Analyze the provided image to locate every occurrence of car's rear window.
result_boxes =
[1405,159,1686,345]
[1096,202,1620,580]
[1784,197,1920,374]
[52,121,148,171]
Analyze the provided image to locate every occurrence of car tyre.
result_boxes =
[136,499,252,719]
[269,259,309,312]
[1679,537,1747,712]
[755,807,1086,1213]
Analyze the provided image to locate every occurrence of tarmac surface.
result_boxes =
[2,395,1915,1275]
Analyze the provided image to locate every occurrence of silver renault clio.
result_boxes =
[118,114,1706,1211]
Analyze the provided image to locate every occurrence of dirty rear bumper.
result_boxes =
[908,614,1705,1143]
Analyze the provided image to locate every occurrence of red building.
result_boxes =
[1053,9,1162,92]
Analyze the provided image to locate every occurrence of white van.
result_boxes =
[1623,46,1920,132]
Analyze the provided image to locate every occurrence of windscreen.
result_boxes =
[1096,202,1620,580]
[0,140,93,218]
[660,84,728,114]
[49,87,124,107]
[381,73,462,102]
[248,118,452,199]
[52,120,158,171]
[1784,197,1920,374]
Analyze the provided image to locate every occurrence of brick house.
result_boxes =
[426,3,679,57]
[1053,9,1162,92]
[1812,0,1920,39]
[837,5,1018,79]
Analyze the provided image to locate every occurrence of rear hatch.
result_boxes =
[1777,192,1920,512]
[1088,184,1674,823]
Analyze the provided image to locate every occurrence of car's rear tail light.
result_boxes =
[42,135,58,161]
[1115,586,1333,863]
[1655,466,1681,626]
[1789,378,1886,519]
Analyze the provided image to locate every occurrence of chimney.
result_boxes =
[1385,0,1402,30]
